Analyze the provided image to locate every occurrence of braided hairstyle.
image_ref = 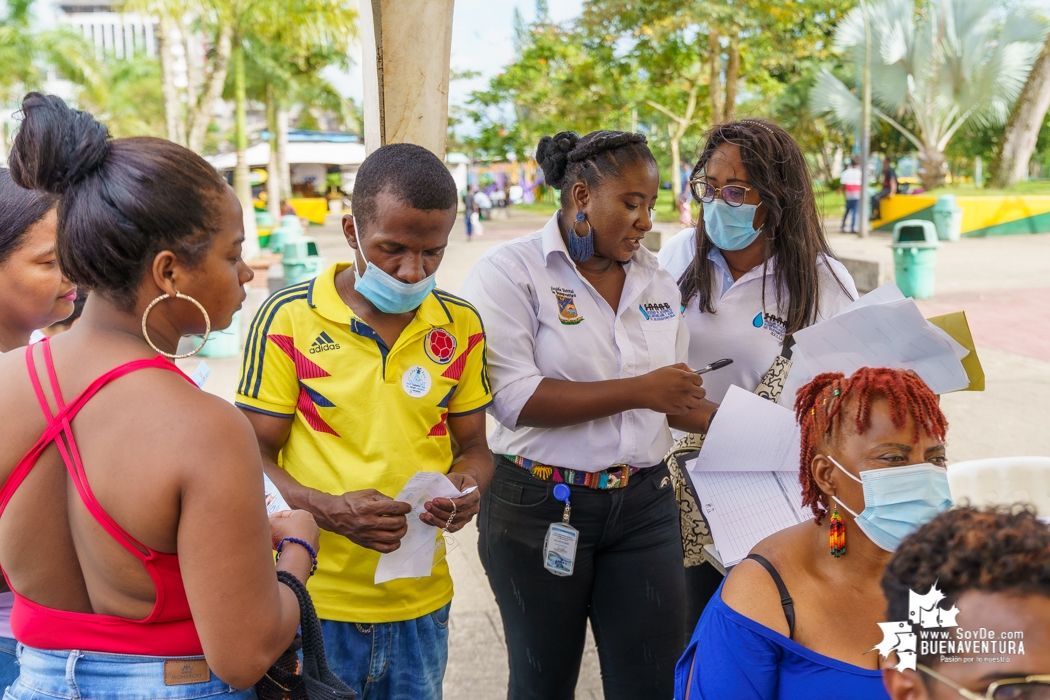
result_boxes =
[680,118,852,334]
[535,130,656,206]
[794,367,947,523]
[883,506,1050,667]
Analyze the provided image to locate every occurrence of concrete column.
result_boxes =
[359,0,455,158]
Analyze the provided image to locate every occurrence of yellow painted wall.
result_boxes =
[874,194,1050,235]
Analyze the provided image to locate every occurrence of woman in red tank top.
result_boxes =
[0,93,320,698]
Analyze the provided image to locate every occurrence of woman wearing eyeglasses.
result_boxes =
[657,119,858,629]
[881,506,1050,700]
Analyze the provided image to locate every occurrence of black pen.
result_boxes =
[694,358,734,375]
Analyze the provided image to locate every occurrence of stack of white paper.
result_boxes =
[792,283,969,394]
[686,386,810,567]
[374,472,475,584]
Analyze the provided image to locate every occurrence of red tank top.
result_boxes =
[0,339,204,655]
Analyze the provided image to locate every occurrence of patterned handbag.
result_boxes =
[664,336,794,566]
[255,572,356,700]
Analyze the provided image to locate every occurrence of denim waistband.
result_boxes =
[11,645,251,700]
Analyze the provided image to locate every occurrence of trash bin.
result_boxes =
[932,194,963,242]
[282,238,325,286]
[197,310,242,359]
[256,211,275,249]
[892,219,940,299]
[266,215,304,254]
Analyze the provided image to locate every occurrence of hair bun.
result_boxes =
[535,131,580,189]
[9,92,110,195]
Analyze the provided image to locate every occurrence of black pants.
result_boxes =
[683,561,725,646]
[871,187,892,219]
[478,458,686,700]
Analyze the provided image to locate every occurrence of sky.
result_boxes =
[327,0,586,110]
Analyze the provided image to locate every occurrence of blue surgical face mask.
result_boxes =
[829,456,953,552]
[703,199,761,251]
[352,216,437,314]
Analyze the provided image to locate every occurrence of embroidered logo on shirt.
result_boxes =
[639,302,676,321]
[551,286,583,325]
[752,311,787,342]
[309,331,341,354]
[424,328,457,364]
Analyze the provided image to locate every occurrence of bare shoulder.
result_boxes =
[721,523,813,638]
[123,371,261,483]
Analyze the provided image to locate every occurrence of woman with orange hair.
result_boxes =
[675,367,952,700]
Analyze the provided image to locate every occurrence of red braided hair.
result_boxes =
[794,367,948,524]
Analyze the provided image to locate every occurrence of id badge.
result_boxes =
[543,522,579,577]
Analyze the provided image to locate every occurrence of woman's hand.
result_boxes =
[269,509,320,554]
[638,363,707,415]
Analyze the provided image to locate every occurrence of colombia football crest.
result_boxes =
[425,328,457,364]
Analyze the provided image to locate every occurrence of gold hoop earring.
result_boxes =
[141,290,211,359]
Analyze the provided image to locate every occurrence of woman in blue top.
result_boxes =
[676,367,952,699]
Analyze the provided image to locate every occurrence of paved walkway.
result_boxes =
[182,211,1050,699]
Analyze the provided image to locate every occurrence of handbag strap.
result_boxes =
[779,332,795,360]
[276,571,355,699]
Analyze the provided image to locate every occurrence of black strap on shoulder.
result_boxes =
[745,553,796,639]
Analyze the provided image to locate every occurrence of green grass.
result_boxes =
[511,179,1050,225]
[924,181,1050,197]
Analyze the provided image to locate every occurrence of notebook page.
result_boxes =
[690,469,810,567]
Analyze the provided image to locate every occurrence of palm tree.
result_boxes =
[0,0,98,157]
[225,0,356,253]
[239,35,356,223]
[810,0,1048,190]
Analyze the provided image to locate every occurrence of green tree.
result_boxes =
[237,34,356,221]
[465,5,633,162]
[0,0,98,156]
[76,57,166,138]
[811,0,1048,190]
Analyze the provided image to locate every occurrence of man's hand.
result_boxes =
[422,472,480,533]
[316,489,412,553]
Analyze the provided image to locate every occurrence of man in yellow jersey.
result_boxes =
[236,144,492,700]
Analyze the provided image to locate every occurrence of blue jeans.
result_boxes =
[842,198,859,231]
[3,645,254,700]
[0,638,18,694]
[320,604,450,700]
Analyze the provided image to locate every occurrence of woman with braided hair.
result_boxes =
[676,367,953,700]
[659,118,859,629]
[461,130,716,699]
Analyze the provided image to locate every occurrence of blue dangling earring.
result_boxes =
[569,212,595,262]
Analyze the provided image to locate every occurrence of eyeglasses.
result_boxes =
[918,663,1050,699]
[689,178,754,207]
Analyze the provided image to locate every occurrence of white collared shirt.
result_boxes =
[658,227,858,408]
[460,213,688,472]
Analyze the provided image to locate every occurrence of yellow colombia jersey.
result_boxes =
[236,262,492,623]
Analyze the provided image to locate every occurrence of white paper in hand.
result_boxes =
[793,297,969,394]
[374,472,474,584]
[263,473,291,515]
[690,386,801,473]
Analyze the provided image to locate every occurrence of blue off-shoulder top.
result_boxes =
[675,581,889,700]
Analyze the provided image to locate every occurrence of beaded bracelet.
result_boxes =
[276,537,318,577]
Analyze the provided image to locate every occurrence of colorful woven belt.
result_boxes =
[505,454,639,490]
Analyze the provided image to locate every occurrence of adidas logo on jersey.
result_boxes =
[309,331,341,354]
